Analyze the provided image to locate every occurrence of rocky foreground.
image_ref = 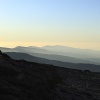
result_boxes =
[0,51,100,100]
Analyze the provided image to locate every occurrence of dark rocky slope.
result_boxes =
[0,50,100,100]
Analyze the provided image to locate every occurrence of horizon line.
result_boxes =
[0,45,100,52]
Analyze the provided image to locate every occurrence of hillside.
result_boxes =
[1,46,100,64]
[0,50,100,100]
[5,52,100,72]
[28,52,99,64]
[42,45,100,59]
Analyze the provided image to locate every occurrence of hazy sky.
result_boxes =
[0,0,100,50]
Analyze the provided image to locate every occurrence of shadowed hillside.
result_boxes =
[0,50,100,100]
[5,52,100,72]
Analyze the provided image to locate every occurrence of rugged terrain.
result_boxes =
[0,50,100,100]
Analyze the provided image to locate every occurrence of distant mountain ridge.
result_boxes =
[42,45,100,59]
[1,46,100,64]
[28,52,99,65]
[5,52,100,72]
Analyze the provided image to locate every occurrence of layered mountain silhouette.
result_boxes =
[1,46,100,65]
[0,50,100,100]
[5,52,100,72]
[25,52,100,65]
[42,45,100,59]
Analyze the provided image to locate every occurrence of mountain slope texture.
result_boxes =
[0,50,100,100]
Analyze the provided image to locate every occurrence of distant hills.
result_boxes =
[26,52,99,65]
[1,45,100,65]
[5,52,100,72]
[42,45,100,59]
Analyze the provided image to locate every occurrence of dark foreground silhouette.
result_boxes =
[0,50,100,100]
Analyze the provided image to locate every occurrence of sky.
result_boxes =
[0,0,100,50]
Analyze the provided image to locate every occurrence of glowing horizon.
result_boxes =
[0,0,100,50]
[0,42,100,51]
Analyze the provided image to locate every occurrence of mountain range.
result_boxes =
[1,45,100,65]
[5,52,100,72]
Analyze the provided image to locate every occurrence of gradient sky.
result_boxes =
[0,0,100,50]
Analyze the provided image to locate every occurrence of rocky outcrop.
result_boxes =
[0,50,100,100]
